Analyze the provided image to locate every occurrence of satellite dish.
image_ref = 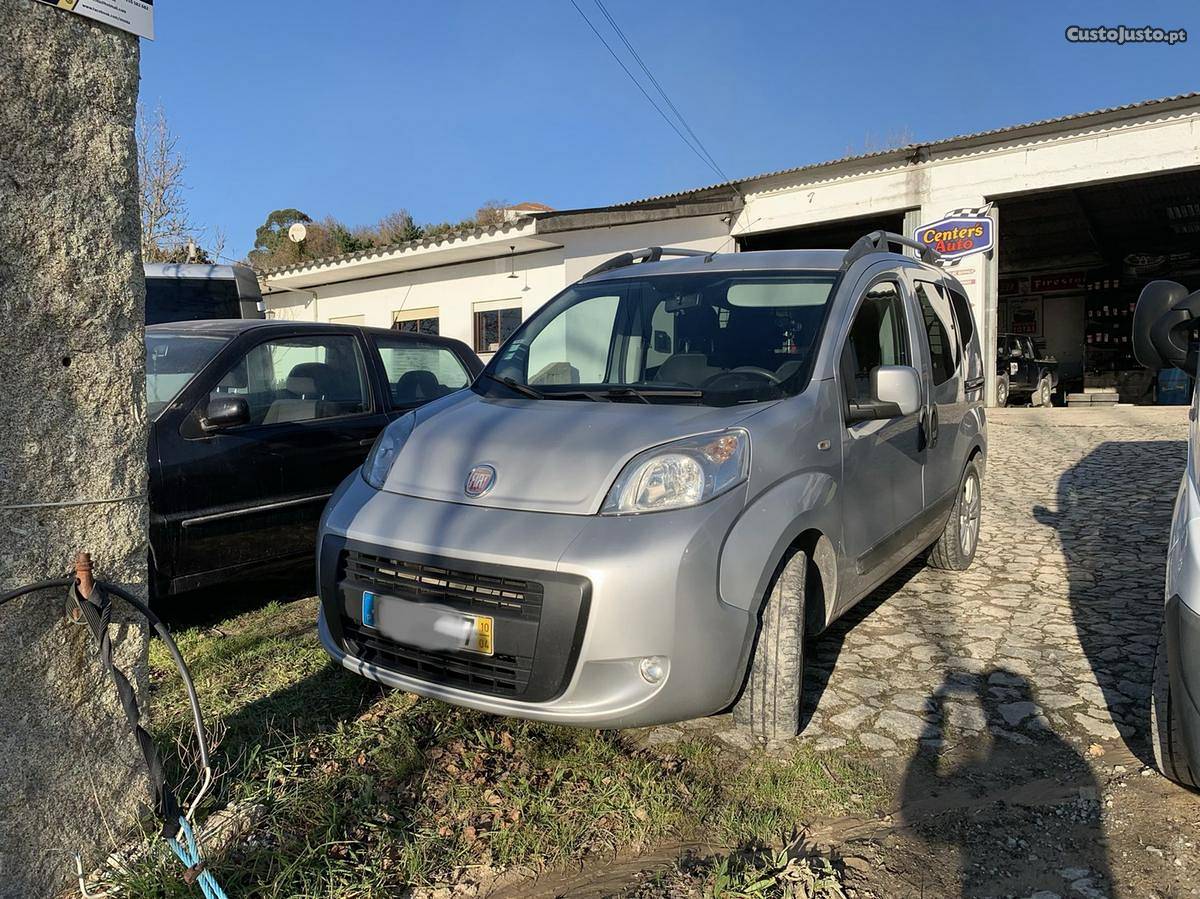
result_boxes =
[288,223,308,243]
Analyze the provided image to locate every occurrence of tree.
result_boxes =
[247,208,312,268]
[137,104,225,263]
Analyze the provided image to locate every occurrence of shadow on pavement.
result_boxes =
[801,556,925,730]
[1034,439,1185,767]
[899,668,1112,899]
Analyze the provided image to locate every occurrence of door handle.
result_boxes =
[359,438,376,447]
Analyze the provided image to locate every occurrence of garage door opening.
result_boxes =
[996,170,1200,405]
[738,211,909,252]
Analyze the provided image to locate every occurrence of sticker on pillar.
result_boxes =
[913,204,994,265]
[33,0,154,40]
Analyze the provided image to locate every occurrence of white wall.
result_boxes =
[265,215,730,360]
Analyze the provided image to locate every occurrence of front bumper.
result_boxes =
[317,474,754,728]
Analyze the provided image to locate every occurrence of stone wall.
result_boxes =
[0,3,149,897]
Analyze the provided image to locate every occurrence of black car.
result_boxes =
[146,319,483,598]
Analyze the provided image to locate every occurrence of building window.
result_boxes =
[474,307,522,353]
[392,307,439,336]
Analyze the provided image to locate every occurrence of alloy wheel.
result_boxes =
[959,471,981,555]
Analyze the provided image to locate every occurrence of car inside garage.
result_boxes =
[996,170,1200,405]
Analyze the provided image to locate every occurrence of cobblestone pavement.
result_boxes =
[666,407,1191,760]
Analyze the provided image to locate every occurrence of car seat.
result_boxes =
[394,369,442,404]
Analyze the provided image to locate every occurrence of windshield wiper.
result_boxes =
[601,386,704,403]
[479,372,545,400]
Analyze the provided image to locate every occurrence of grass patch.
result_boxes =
[116,599,884,897]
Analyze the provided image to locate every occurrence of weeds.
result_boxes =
[112,598,883,897]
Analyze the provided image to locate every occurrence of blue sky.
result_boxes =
[140,1,1198,260]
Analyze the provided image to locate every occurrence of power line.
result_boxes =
[568,0,727,182]
[590,0,728,181]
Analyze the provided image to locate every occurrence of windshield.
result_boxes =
[479,270,839,406]
[146,332,229,418]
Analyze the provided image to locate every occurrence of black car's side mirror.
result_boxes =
[200,395,250,432]
[1133,280,1200,374]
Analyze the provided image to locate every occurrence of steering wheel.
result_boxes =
[702,366,783,389]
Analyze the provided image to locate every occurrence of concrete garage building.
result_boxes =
[262,92,1200,406]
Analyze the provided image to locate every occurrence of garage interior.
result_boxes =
[996,170,1200,405]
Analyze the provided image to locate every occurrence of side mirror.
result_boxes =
[653,330,672,354]
[846,365,922,423]
[200,395,250,432]
[1133,280,1199,372]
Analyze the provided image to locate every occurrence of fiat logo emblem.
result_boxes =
[464,464,496,497]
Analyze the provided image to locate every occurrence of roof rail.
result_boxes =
[581,246,709,280]
[841,230,940,270]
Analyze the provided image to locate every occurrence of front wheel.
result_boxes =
[928,460,982,571]
[734,549,807,744]
[1151,616,1198,788]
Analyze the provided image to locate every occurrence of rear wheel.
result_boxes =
[734,549,807,744]
[996,374,1009,407]
[928,460,982,571]
[1150,617,1198,788]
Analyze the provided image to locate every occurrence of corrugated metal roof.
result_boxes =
[610,91,1200,208]
[260,216,537,277]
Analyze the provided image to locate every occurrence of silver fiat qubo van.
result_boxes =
[317,232,987,741]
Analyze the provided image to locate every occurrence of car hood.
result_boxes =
[380,390,768,515]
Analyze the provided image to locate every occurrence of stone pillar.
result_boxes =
[0,3,149,897]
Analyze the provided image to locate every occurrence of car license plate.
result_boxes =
[363,590,494,656]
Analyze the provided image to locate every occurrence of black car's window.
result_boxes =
[146,332,229,418]
[209,335,370,425]
[374,335,470,408]
[841,279,910,407]
[915,281,958,386]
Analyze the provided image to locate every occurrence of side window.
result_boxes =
[526,293,620,384]
[915,282,958,386]
[946,286,975,346]
[645,299,677,370]
[375,336,469,408]
[209,335,370,426]
[841,280,910,406]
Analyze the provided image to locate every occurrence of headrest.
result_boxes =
[285,376,317,396]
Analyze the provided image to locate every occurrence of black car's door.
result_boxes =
[163,328,387,589]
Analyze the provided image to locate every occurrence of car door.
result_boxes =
[255,330,390,558]
[167,329,387,587]
[912,276,966,516]
[837,271,926,578]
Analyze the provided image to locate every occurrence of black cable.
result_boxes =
[567,0,727,182]
[591,0,728,180]
[0,576,74,607]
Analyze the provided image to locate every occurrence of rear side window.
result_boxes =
[375,336,470,408]
[915,282,958,386]
[841,280,910,406]
[946,286,975,345]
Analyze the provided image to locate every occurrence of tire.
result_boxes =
[1150,617,1198,788]
[928,460,982,571]
[1037,377,1053,408]
[734,549,807,744]
[996,374,1009,408]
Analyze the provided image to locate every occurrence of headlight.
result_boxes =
[362,414,415,489]
[601,429,749,515]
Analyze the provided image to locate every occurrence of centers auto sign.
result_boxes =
[914,205,995,264]
[34,0,153,40]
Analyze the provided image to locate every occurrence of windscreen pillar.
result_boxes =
[0,3,150,897]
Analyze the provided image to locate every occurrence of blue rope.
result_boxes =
[168,816,229,899]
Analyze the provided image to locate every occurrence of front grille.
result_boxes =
[341,619,533,697]
[342,550,543,621]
